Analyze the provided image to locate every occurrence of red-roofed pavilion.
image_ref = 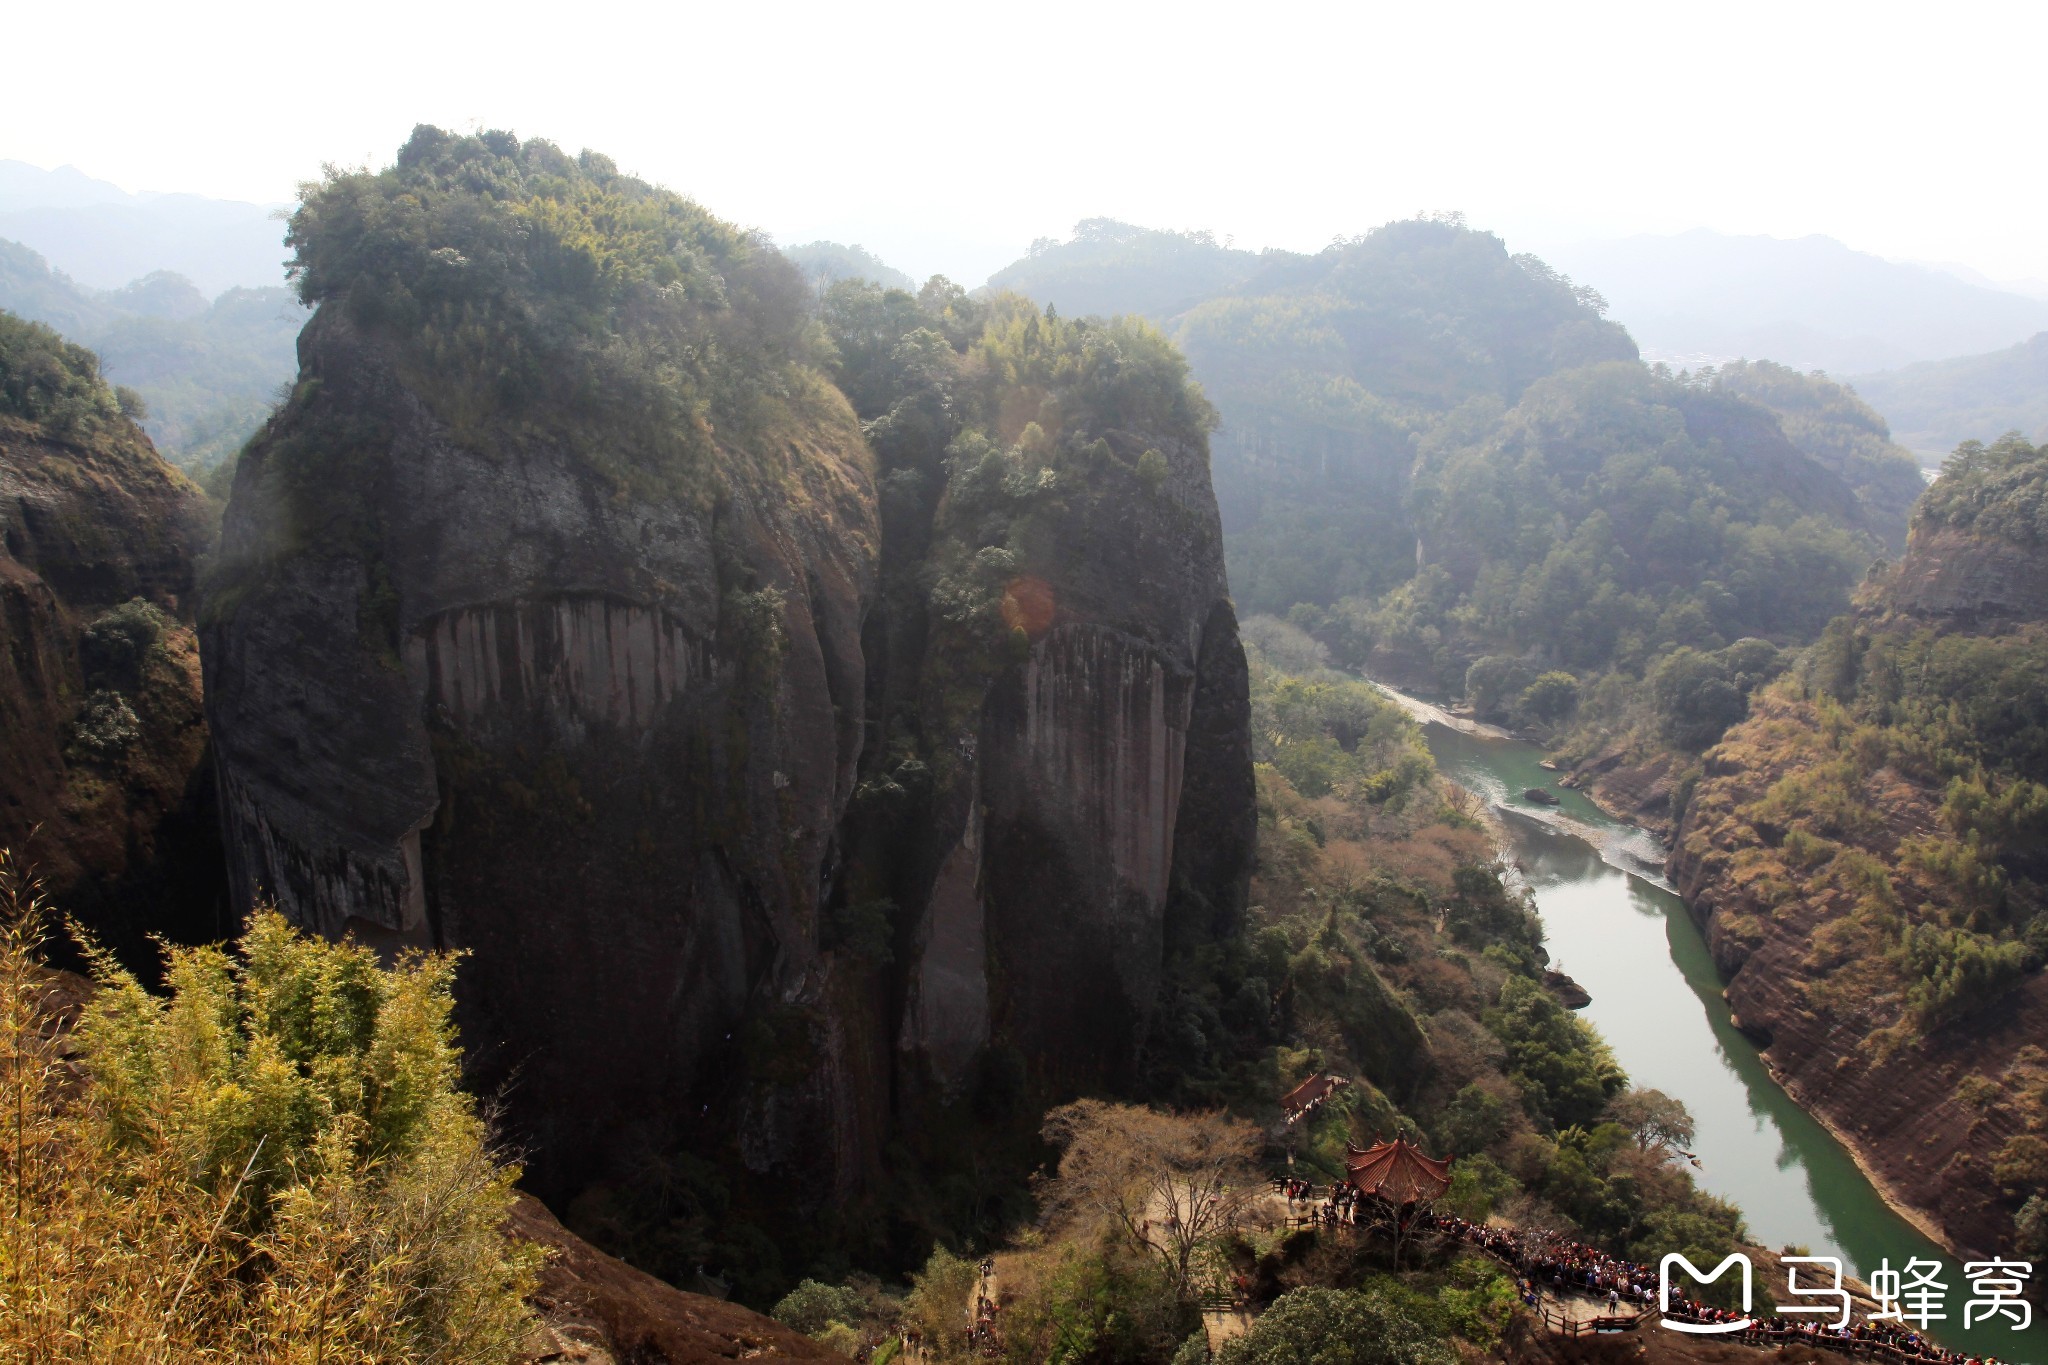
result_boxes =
[1344,1138,1453,1267]
[1344,1138,1453,1205]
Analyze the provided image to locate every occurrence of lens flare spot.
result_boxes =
[1000,575,1055,638]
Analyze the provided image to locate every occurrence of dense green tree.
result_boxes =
[1213,1286,1452,1365]
[285,124,820,501]
[772,1278,867,1335]
[1518,671,1580,725]
[1485,976,1626,1129]
[1917,432,2048,545]
[0,307,133,438]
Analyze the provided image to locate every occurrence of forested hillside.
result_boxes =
[1853,332,2048,464]
[985,218,1272,323]
[0,237,302,472]
[989,219,1915,839]
[1671,433,2048,1259]
[1711,358,1926,546]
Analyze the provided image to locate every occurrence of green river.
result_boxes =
[1392,691,2044,1361]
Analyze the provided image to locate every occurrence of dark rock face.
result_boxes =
[0,408,218,953]
[206,309,880,1189]
[204,305,1254,1195]
[971,471,1254,1093]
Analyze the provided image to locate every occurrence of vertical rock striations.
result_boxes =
[202,133,880,1192]
[201,131,1254,1212]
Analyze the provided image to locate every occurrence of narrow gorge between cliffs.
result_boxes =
[1374,681,2048,1363]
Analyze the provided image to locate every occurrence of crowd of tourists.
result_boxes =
[963,1258,1001,1358]
[1279,1177,1372,1227]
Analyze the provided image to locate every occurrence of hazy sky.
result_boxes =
[9,0,2045,287]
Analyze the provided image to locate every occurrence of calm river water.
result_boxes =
[1405,703,2044,1361]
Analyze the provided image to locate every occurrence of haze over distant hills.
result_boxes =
[0,160,287,295]
[1538,229,2048,376]
[1852,333,2048,462]
[0,236,302,470]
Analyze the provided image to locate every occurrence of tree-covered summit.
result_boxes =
[1915,432,2048,546]
[985,217,1274,324]
[1178,218,1637,425]
[284,124,822,495]
[0,307,152,448]
[1707,358,1926,546]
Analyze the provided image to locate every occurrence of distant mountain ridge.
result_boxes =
[1851,333,2048,464]
[1538,229,2048,376]
[985,218,1280,321]
[780,240,915,293]
[0,237,303,471]
[0,160,288,295]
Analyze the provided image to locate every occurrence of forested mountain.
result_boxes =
[1539,230,2048,375]
[991,219,1905,834]
[989,217,1651,612]
[782,239,914,292]
[1178,220,1640,611]
[1673,433,2048,1260]
[1407,364,1867,666]
[985,218,1274,322]
[0,237,302,471]
[1852,332,2048,463]
[1710,359,1927,546]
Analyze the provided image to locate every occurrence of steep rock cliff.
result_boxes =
[813,285,1255,1114]
[900,418,1254,1095]
[1669,434,2048,1258]
[208,301,879,1192]
[202,132,1254,1233]
[204,133,884,1196]
[0,310,218,956]
[1671,691,2045,1257]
